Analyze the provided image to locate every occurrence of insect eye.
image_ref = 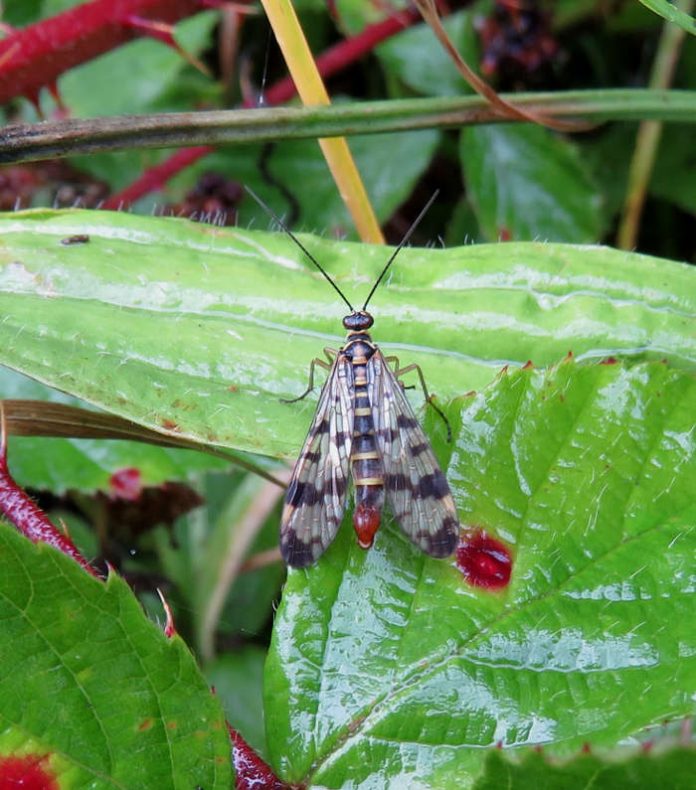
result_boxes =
[343,312,374,331]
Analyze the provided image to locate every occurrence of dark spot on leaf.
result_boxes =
[0,755,58,790]
[522,360,534,370]
[109,467,142,501]
[161,419,180,432]
[228,384,238,393]
[456,529,512,590]
[600,357,618,365]
[498,226,512,241]
[60,234,90,245]
[138,717,154,732]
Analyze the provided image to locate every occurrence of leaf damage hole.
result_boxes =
[456,529,512,590]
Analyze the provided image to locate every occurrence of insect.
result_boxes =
[247,189,460,568]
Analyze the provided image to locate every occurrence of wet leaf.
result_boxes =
[0,209,693,461]
[461,124,604,242]
[377,11,477,97]
[206,648,268,759]
[0,367,231,493]
[55,12,218,118]
[476,742,696,789]
[265,360,696,786]
[168,129,441,237]
[0,522,232,787]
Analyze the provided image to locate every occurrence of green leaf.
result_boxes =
[2,0,43,26]
[264,360,696,786]
[59,12,219,191]
[57,13,218,118]
[581,123,696,220]
[193,472,283,657]
[578,123,633,219]
[0,210,694,461]
[461,124,604,242]
[652,125,696,215]
[205,648,268,759]
[0,367,229,493]
[377,11,477,97]
[0,522,232,787]
[638,0,696,36]
[475,743,696,789]
[153,470,284,655]
[167,129,441,236]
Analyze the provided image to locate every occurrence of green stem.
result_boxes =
[1,89,695,165]
[617,1,695,250]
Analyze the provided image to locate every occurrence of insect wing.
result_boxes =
[281,355,354,567]
[368,352,459,557]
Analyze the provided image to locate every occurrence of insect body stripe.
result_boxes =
[352,450,380,461]
[347,335,386,550]
[250,185,457,566]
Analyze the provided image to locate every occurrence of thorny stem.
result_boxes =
[0,0,226,107]
[616,0,694,250]
[0,402,100,577]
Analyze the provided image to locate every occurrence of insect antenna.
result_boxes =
[244,186,354,313]
[362,189,440,311]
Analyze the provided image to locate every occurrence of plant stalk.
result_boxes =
[1,90,694,165]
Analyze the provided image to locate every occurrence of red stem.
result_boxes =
[0,0,217,105]
[104,5,423,207]
[103,146,213,207]
[0,439,100,577]
[229,726,295,790]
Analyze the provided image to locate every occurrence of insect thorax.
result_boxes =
[341,334,376,361]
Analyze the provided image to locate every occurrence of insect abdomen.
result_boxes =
[348,339,384,549]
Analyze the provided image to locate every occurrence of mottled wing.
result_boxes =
[281,355,354,567]
[368,351,459,557]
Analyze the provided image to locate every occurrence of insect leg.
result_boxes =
[385,356,452,442]
[281,348,337,404]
